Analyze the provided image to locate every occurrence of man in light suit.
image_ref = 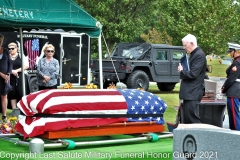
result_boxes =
[178,34,206,123]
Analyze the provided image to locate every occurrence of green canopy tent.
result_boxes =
[0,0,104,94]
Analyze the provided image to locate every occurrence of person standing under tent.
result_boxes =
[37,44,60,90]
[8,42,29,112]
[0,34,12,123]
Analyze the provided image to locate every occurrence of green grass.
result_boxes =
[207,58,229,77]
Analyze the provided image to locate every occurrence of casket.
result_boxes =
[15,89,167,139]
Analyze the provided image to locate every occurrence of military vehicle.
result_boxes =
[90,42,191,91]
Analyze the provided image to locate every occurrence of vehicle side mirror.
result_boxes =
[206,65,212,73]
[129,55,133,60]
[104,54,109,59]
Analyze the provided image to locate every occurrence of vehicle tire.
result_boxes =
[28,77,39,93]
[126,70,149,90]
[157,83,175,91]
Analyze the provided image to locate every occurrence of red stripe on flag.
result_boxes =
[15,117,126,138]
[16,89,128,138]
[26,89,126,114]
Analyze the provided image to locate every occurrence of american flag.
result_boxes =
[15,89,167,138]
[118,89,167,123]
[24,39,39,70]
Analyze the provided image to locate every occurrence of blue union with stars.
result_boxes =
[117,89,167,124]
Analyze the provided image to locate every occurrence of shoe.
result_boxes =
[2,116,7,123]
[11,108,20,117]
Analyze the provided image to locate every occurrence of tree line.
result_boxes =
[75,0,240,56]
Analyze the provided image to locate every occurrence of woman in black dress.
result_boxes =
[8,42,29,109]
[0,34,12,122]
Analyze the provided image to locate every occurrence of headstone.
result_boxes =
[173,124,239,160]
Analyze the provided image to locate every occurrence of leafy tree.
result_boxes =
[74,0,160,55]
[140,28,172,44]
[157,0,240,55]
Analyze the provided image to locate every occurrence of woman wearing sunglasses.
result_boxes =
[0,34,12,123]
[8,42,29,110]
[37,44,59,90]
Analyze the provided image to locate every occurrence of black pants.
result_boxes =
[181,100,201,124]
[38,85,57,91]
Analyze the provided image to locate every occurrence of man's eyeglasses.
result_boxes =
[8,48,15,50]
[183,43,189,48]
[47,50,54,53]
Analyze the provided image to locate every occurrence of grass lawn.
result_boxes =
[207,58,229,77]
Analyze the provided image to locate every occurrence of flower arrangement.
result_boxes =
[0,116,18,134]
[85,83,98,89]
[107,82,116,89]
[62,82,73,89]
[137,87,145,91]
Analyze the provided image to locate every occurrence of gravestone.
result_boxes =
[173,124,239,160]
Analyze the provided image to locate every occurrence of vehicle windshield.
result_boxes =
[111,43,151,59]
[122,47,144,59]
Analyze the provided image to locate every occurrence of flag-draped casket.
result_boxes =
[15,89,167,138]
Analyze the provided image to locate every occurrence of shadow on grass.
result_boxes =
[150,90,179,94]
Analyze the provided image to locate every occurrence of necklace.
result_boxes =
[11,54,18,60]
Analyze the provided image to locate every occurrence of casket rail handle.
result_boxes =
[142,133,159,142]
[62,139,76,149]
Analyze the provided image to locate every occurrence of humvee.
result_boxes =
[90,42,201,91]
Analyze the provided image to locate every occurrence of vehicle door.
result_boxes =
[171,50,186,76]
[60,35,82,85]
[154,49,170,75]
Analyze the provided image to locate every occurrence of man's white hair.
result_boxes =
[182,34,197,46]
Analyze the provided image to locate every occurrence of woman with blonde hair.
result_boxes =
[8,42,29,110]
[37,44,59,90]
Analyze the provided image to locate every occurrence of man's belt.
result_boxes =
[235,79,240,82]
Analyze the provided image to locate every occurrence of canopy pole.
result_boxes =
[19,28,26,96]
[98,34,103,89]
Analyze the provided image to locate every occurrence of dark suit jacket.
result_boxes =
[222,56,240,97]
[179,47,206,100]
